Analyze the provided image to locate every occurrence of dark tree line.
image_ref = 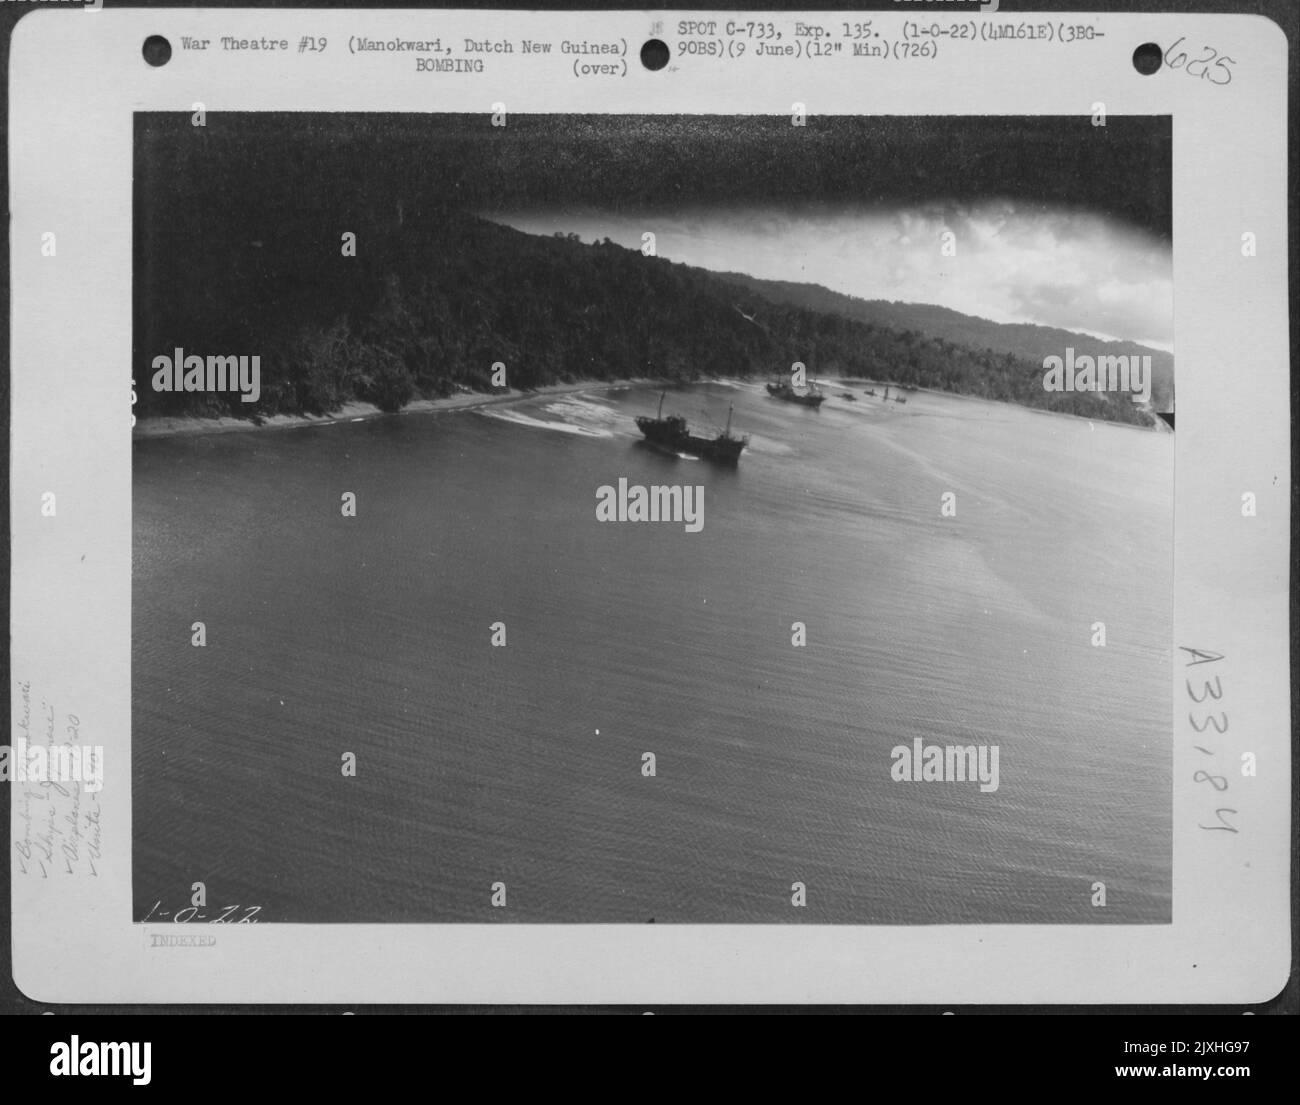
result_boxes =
[135,211,1155,428]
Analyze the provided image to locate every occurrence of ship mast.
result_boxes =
[658,390,666,418]
[725,403,734,437]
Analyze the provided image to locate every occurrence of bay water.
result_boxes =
[133,383,1172,923]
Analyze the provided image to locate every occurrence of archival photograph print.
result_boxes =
[132,112,1173,924]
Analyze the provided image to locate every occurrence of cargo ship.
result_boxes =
[766,376,825,407]
[635,392,748,464]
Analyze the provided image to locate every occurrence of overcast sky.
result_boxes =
[143,113,1173,349]
[490,202,1173,350]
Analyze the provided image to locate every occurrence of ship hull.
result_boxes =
[636,417,745,464]
[766,383,825,407]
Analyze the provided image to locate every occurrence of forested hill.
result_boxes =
[713,272,1174,413]
[135,210,1157,427]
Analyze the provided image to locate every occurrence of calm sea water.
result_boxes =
[133,383,1172,923]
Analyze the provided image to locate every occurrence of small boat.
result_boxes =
[635,392,748,464]
[839,392,857,401]
[885,384,908,404]
[868,384,909,408]
[766,376,826,407]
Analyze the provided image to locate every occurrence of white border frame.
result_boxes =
[9,8,1291,1003]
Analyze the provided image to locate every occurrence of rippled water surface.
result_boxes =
[133,383,1172,922]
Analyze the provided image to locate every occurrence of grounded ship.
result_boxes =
[635,392,748,464]
[864,383,908,404]
[766,376,826,407]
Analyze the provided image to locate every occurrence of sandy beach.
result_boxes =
[132,378,653,439]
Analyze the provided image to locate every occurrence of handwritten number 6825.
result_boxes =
[1162,36,1234,86]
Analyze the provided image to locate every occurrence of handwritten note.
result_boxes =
[12,679,102,878]
[1163,37,1235,86]
[1179,649,1239,836]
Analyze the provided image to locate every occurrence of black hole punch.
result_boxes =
[143,35,173,68]
[1132,42,1162,76]
[640,39,670,71]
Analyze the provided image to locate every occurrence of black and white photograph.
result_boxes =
[5,2,1292,1033]
[132,112,1175,924]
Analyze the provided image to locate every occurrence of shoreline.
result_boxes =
[133,374,1170,439]
[131,378,653,439]
[848,378,1170,433]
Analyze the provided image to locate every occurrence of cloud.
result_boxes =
[488,201,1172,348]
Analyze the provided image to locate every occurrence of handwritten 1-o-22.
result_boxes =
[1163,36,1235,86]
[1182,647,1236,834]
[141,901,262,923]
